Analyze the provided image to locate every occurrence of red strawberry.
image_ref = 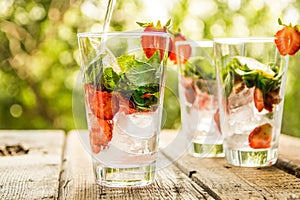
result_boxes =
[254,87,264,112]
[137,20,171,61]
[140,93,152,98]
[214,109,221,133]
[90,118,114,153]
[84,84,119,120]
[184,85,196,104]
[181,77,196,104]
[169,32,191,64]
[264,88,282,112]
[117,94,136,114]
[274,19,300,56]
[248,123,272,149]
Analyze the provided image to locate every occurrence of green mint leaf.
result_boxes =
[117,54,136,72]
[223,72,233,97]
[131,84,159,110]
[147,50,161,67]
[125,62,157,87]
[241,71,258,88]
[124,52,161,87]
[183,57,215,80]
[101,67,120,92]
[222,57,242,97]
[84,55,105,84]
[183,61,200,78]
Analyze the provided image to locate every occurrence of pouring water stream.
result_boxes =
[88,0,117,70]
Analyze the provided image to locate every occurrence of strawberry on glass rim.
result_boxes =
[275,18,300,56]
[137,20,171,61]
[137,19,191,63]
[168,29,192,64]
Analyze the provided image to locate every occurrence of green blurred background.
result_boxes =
[0,0,300,137]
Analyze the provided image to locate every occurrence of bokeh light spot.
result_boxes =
[10,104,23,118]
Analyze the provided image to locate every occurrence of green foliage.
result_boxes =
[0,0,300,137]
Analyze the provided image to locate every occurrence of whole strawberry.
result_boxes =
[169,31,192,64]
[274,18,300,56]
[137,20,171,61]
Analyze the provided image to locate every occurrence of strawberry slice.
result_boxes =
[169,32,191,64]
[184,85,196,104]
[253,87,282,113]
[248,123,272,149]
[274,19,300,56]
[254,87,264,112]
[84,84,119,120]
[117,94,136,114]
[181,77,196,104]
[214,109,221,133]
[264,88,281,112]
[137,20,171,61]
[89,118,114,153]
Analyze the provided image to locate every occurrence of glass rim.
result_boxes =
[175,40,213,48]
[77,31,170,38]
[213,37,276,44]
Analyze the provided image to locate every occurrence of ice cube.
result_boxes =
[228,87,253,109]
[230,104,253,123]
[115,111,159,139]
[110,112,158,154]
[226,134,249,149]
[228,104,256,134]
[110,123,133,154]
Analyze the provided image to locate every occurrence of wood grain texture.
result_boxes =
[59,130,213,200]
[161,130,300,200]
[189,157,300,200]
[0,130,65,200]
[277,134,300,177]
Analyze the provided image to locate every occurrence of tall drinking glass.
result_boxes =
[176,41,224,157]
[214,37,289,167]
[77,32,170,187]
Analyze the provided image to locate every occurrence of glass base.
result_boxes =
[94,161,156,187]
[225,148,278,167]
[189,142,224,158]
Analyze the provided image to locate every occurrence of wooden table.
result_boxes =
[0,130,299,200]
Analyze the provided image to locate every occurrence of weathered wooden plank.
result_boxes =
[161,130,300,200]
[189,157,300,200]
[0,130,65,200]
[59,130,213,200]
[277,134,300,177]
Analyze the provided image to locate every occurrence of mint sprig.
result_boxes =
[84,50,162,111]
[222,57,282,98]
[101,67,120,92]
[183,57,215,80]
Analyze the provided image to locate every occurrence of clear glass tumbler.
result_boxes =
[214,37,289,167]
[176,40,224,157]
[77,32,170,187]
